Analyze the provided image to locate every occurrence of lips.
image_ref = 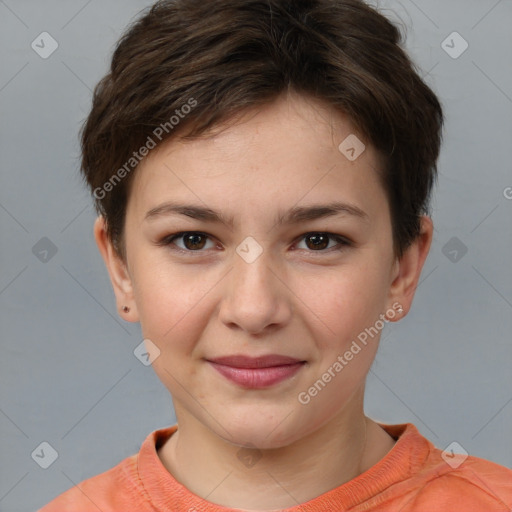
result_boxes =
[207,354,305,388]
[209,354,303,368]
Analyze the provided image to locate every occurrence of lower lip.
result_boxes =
[208,362,304,388]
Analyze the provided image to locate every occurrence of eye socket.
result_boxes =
[157,231,351,255]
[162,232,216,252]
[295,233,350,252]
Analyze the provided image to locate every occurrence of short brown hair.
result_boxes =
[81,0,443,259]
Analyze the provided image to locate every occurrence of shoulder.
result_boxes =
[377,423,512,511]
[37,453,151,512]
[38,425,177,512]
[37,426,178,512]
[412,446,512,509]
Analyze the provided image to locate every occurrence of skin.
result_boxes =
[95,91,432,510]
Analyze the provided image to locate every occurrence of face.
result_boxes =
[99,93,422,449]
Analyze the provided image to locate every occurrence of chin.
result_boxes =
[210,408,314,450]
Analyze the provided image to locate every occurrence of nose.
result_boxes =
[218,250,292,336]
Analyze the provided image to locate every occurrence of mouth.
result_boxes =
[206,355,306,389]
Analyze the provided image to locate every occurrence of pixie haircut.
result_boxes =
[81,0,443,259]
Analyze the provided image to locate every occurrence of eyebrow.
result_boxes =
[144,201,369,227]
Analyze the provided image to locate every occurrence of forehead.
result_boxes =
[162,93,365,166]
[128,93,387,221]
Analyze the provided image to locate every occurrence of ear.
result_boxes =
[94,216,139,322]
[387,216,433,320]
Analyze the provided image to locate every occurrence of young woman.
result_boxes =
[40,0,512,510]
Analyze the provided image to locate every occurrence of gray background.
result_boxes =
[0,0,511,510]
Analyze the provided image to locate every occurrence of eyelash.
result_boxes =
[157,231,352,256]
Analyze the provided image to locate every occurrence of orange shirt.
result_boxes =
[39,423,512,511]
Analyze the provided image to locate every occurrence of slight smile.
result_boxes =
[206,355,307,389]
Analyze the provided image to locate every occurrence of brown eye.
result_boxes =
[304,233,330,250]
[296,232,351,253]
[160,232,216,252]
[182,233,207,250]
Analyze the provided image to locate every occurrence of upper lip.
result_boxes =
[207,355,304,369]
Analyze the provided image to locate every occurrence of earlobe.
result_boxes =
[93,216,139,322]
[387,216,433,320]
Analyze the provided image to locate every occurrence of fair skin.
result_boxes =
[95,92,432,511]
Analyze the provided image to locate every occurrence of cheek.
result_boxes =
[131,260,214,353]
[291,268,386,424]
[134,266,213,397]
[297,261,389,346]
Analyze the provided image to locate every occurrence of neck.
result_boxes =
[158,401,395,510]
